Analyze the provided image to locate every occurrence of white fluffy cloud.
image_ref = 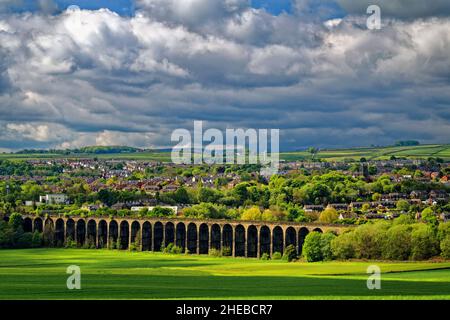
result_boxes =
[0,2,450,151]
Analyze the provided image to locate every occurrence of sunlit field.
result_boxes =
[1,249,449,300]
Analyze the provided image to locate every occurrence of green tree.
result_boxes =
[331,232,355,260]
[382,225,412,261]
[302,232,323,262]
[421,207,438,225]
[411,224,439,260]
[396,200,410,212]
[320,232,336,261]
[319,207,339,224]
[441,235,450,259]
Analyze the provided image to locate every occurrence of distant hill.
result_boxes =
[6,144,450,162]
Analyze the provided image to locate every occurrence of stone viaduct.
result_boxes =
[23,214,350,258]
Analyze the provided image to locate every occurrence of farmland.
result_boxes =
[0,249,449,300]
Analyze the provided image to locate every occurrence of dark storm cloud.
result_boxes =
[0,1,450,151]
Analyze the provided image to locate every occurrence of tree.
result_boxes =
[331,232,355,260]
[438,222,450,241]
[302,232,323,262]
[396,200,410,212]
[411,224,439,260]
[320,232,336,261]
[441,235,450,259]
[319,207,339,224]
[8,213,23,231]
[382,225,412,261]
[241,207,262,221]
[421,207,438,226]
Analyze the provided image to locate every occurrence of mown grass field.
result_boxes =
[0,249,450,300]
[2,144,449,162]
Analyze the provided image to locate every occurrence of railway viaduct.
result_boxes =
[23,215,350,258]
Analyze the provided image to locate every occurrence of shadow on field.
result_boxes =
[3,273,450,299]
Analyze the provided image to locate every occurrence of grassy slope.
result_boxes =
[1,249,450,300]
[2,145,449,162]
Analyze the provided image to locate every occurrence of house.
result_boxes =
[304,205,324,213]
[39,194,68,205]
[410,190,428,200]
[429,190,448,201]
[328,203,349,211]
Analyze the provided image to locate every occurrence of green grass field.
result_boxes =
[2,144,449,162]
[1,249,450,300]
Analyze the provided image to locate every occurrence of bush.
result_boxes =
[260,253,270,260]
[411,224,439,260]
[31,232,42,248]
[170,245,183,254]
[65,238,76,249]
[441,235,450,259]
[162,243,174,254]
[222,246,232,257]
[209,248,222,257]
[331,232,355,260]
[302,232,323,262]
[272,252,282,260]
[282,245,298,262]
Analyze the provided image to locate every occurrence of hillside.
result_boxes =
[1,144,449,162]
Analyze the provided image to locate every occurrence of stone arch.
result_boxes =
[66,219,75,243]
[285,227,297,250]
[222,224,233,256]
[235,224,245,257]
[210,224,221,251]
[154,222,163,251]
[199,223,209,254]
[87,220,97,248]
[165,222,175,247]
[98,220,108,248]
[23,218,32,233]
[34,217,43,233]
[109,220,118,248]
[131,221,141,248]
[247,225,258,258]
[298,227,309,255]
[313,227,323,233]
[142,221,152,251]
[176,222,186,252]
[272,226,283,255]
[187,223,197,254]
[76,220,86,247]
[119,221,129,250]
[43,218,55,246]
[260,226,271,257]
[55,219,65,247]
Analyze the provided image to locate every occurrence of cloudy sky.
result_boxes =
[0,0,450,152]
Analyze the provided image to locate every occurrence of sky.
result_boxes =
[1,0,450,151]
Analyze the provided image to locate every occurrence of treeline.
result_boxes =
[301,216,450,262]
[0,213,42,249]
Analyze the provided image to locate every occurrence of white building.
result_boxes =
[131,206,178,214]
[39,194,68,205]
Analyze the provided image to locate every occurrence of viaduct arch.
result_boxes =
[23,215,348,258]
